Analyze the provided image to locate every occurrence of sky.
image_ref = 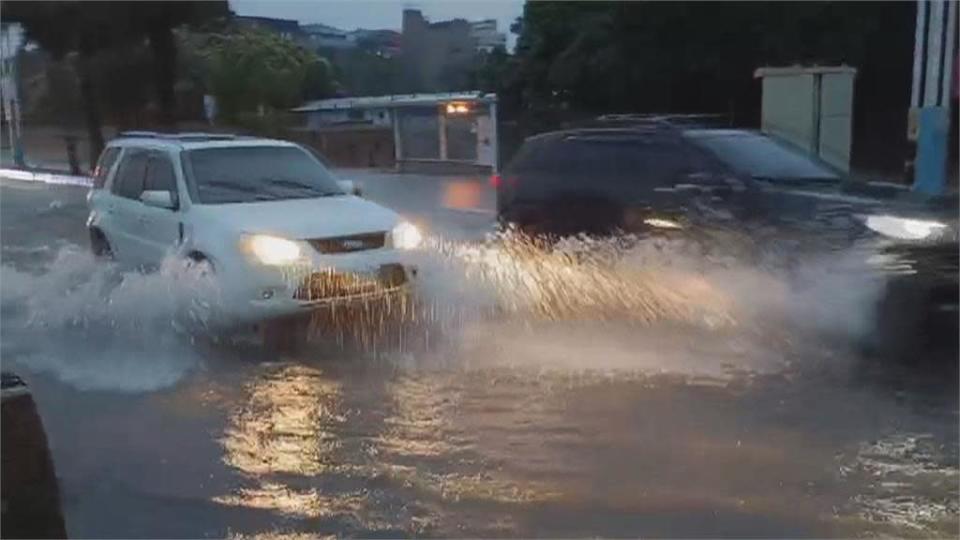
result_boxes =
[231,0,524,48]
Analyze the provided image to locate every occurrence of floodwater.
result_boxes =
[1,176,957,538]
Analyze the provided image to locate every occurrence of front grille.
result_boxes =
[308,232,386,254]
[293,264,407,302]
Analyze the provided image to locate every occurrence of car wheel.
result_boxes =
[864,278,928,362]
[261,316,309,354]
[89,229,113,260]
[185,253,214,278]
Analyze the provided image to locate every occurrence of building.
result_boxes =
[350,29,402,58]
[469,19,507,52]
[302,23,354,50]
[400,9,476,93]
[235,16,302,40]
[292,91,498,174]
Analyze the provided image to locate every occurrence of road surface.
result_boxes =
[0,172,957,538]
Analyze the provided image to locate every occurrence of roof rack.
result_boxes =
[593,113,732,128]
[115,131,242,141]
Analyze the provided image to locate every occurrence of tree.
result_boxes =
[128,2,229,126]
[324,47,403,97]
[5,1,229,165]
[5,1,136,165]
[191,26,336,122]
[509,1,914,121]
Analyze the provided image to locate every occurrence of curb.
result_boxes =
[0,168,92,187]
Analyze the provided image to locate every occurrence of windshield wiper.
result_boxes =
[203,179,261,192]
[264,177,345,197]
[264,178,336,192]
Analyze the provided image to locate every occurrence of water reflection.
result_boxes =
[218,364,344,477]
[214,362,565,536]
[212,358,958,537]
[374,374,562,506]
[214,364,363,521]
[836,431,959,537]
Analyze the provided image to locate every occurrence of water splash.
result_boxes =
[0,246,222,392]
[0,231,887,384]
[371,230,887,376]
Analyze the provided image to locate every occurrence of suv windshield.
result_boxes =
[688,132,841,183]
[184,146,344,204]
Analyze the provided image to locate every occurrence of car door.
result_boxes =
[675,142,759,227]
[137,151,183,266]
[107,148,150,265]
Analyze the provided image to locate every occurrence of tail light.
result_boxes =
[489,174,502,188]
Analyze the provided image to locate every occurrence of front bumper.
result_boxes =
[216,248,418,324]
[870,242,958,352]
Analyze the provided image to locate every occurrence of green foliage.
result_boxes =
[190,27,336,122]
[326,48,402,97]
[471,46,513,94]
[508,1,914,116]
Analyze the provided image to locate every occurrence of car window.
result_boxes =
[111,149,149,200]
[145,153,179,208]
[509,136,691,189]
[93,147,122,189]
[183,145,344,204]
[688,133,841,182]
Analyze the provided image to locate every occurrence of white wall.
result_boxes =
[306,108,393,129]
[760,74,817,155]
[759,70,855,172]
[818,74,854,172]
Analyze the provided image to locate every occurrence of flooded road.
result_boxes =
[1,175,957,538]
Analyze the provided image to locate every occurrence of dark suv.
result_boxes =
[496,118,958,357]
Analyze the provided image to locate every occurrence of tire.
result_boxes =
[184,253,214,277]
[89,229,113,260]
[864,278,928,362]
[261,316,309,353]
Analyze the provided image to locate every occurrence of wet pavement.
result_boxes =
[1,173,957,538]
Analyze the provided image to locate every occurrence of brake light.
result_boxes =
[490,174,502,188]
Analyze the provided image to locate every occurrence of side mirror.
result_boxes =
[140,190,176,209]
[337,179,363,197]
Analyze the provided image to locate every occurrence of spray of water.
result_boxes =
[389,230,887,376]
[1,246,222,392]
[0,230,887,388]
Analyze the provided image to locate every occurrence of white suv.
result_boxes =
[87,132,421,324]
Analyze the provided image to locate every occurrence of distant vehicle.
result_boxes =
[495,119,958,356]
[86,133,422,333]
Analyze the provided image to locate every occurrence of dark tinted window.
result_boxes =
[93,147,121,189]
[184,146,343,204]
[509,135,691,186]
[145,153,179,208]
[111,149,149,200]
[688,133,840,182]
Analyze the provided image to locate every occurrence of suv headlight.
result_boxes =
[241,234,303,265]
[392,221,423,250]
[864,215,948,241]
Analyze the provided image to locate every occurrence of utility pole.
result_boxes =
[0,23,24,168]
[910,0,957,195]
